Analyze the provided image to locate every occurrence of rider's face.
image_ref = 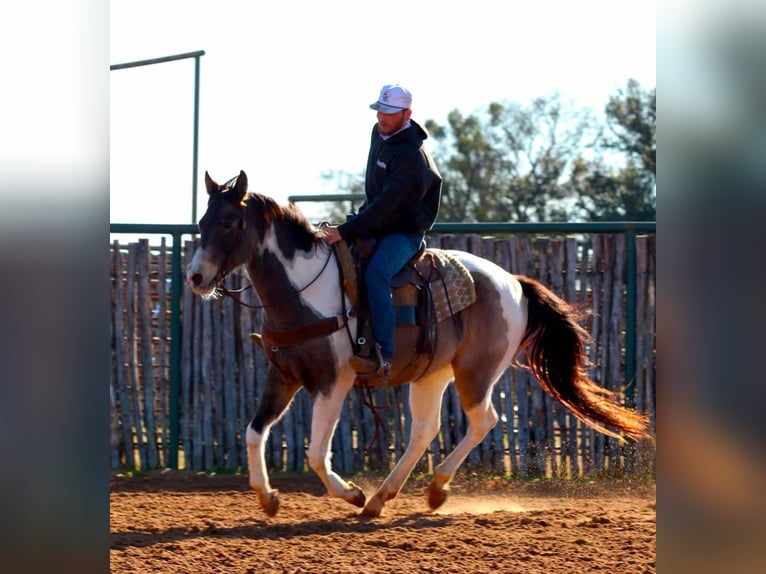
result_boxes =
[376,109,411,136]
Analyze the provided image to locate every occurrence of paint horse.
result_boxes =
[186,170,652,518]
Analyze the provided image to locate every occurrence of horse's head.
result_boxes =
[186,170,249,297]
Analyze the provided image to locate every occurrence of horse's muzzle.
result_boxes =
[185,248,224,295]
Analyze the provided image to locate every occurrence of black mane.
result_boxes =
[244,192,319,255]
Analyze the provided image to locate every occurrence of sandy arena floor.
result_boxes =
[110,470,656,573]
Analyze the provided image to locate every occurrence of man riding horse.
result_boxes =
[319,84,442,381]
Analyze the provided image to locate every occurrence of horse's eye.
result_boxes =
[222,218,237,230]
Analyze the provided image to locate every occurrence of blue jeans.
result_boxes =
[364,233,424,361]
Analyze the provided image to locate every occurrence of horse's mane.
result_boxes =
[243,192,319,250]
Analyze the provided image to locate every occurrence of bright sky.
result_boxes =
[110,0,656,225]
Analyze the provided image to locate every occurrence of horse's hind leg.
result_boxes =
[246,369,301,517]
[307,371,366,508]
[428,375,500,511]
[361,368,452,517]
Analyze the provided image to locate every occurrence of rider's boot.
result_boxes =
[349,343,391,380]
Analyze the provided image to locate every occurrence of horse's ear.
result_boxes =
[233,170,248,202]
[204,171,220,196]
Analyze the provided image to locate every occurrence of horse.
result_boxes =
[186,170,652,518]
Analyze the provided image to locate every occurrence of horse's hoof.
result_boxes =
[257,489,280,517]
[360,503,382,518]
[344,481,366,508]
[360,492,385,517]
[428,482,449,510]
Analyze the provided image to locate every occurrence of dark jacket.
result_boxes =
[338,119,442,241]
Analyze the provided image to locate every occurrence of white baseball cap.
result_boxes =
[370,84,412,113]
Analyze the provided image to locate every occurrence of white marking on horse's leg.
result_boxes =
[429,393,499,509]
[245,424,279,516]
[244,372,301,517]
[361,369,452,517]
[306,373,365,508]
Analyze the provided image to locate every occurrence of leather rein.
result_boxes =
[217,245,333,310]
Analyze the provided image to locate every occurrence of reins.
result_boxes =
[219,245,334,310]
[360,385,390,452]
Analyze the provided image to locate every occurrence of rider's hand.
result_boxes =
[319,227,343,245]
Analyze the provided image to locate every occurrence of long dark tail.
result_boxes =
[516,275,653,443]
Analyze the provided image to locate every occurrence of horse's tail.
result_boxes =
[516,275,653,443]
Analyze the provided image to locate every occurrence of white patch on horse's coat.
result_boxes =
[262,227,342,317]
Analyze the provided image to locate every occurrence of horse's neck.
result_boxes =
[246,228,342,321]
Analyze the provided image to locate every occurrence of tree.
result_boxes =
[424,110,504,222]
[605,79,656,176]
[568,159,656,221]
[570,80,656,221]
[427,94,599,222]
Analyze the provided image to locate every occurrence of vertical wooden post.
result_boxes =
[137,240,158,469]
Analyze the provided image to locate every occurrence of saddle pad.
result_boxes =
[425,250,476,323]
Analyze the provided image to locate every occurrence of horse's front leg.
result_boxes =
[307,370,366,509]
[246,369,301,517]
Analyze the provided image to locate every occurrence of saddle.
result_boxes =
[336,238,477,387]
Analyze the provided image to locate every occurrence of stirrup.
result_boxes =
[377,360,391,379]
[350,343,391,379]
[370,343,391,378]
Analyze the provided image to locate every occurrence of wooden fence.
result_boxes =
[110,232,656,478]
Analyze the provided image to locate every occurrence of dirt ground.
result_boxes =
[110,470,656,573]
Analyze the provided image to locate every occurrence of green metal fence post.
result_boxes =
[191,54,202,224]
[625,229,637,408]
[168,231,183,469]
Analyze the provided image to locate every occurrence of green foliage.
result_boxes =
[430,94,603,222]
[604,79,656,176]
[569,79,656,221]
